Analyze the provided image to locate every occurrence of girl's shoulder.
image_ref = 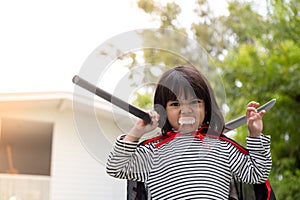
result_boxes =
[138,134,169,149]
[216,134,249,155]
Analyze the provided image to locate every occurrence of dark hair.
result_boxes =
[154,65,224,135]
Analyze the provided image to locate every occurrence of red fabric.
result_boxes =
[217,135,249,155]
[152,126,209,148]
[141,135,166,146]
[265,179,271,200]
[155,132,182,148]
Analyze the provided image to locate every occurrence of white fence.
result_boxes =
[0,174,49,200]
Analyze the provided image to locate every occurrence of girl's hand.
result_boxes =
[124,110,160,142]
[246,101,266,137]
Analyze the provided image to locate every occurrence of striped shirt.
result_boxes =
[106,133,272,200]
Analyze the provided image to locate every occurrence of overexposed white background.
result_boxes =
[0,0,229,94]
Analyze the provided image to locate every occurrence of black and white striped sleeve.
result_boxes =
[106,135,153,182]
[228,135,272,184]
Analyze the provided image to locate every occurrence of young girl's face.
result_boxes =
[166,98,206,133]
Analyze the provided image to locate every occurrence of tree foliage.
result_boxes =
[129,0,300,198]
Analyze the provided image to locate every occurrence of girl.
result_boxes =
[106,65,271,200]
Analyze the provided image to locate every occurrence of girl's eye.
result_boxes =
[168,99,203,107]
[190,99,203,105]
[170,102,180,107]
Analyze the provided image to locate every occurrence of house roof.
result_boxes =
[0,91,135,147]
[0,91,113,114]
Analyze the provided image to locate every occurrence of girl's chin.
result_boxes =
[178,124,198,133]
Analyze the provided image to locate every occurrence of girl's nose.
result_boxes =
[180,104,192,114]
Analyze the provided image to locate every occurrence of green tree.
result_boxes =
[220,2,300,198]
[129,0,300,198]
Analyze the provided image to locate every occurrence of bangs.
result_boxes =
[159,69,206,103]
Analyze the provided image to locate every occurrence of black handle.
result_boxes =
[72,75,152,124]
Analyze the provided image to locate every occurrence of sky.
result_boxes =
[0,0,229,94]
[0,0,151,94]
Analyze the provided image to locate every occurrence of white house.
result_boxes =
[0,92,135,200]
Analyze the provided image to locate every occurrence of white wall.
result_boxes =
[0,98,128,200]
[51,107,127,200]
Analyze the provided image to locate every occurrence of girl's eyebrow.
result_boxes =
[167,100,179,104]
[168,99,203,105]
[176,98,202,102]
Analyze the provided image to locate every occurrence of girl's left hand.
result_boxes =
[246,101,266,137]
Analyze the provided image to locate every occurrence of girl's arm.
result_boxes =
[229,101,271,183]
[106,111,159,181]
[229,135,272,184]
[106,136,154,182]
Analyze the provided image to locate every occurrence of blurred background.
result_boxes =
[1,0,299,199]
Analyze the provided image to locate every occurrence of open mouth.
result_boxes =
[179,117,196,125]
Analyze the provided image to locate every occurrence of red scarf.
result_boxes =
[142,126,209,148]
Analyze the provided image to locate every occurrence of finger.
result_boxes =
[247,107,257,113]
[248,113,260,121]
[246,107,257,118]
[259,109,266,117]
[247,101,260,108]
[149,110,159,120]
[148,110,160,125]
[248,109,266,122]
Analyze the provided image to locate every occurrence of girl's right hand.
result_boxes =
[246,101,266,137]
[124,110,160,142]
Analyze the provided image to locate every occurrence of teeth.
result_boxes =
[179,117,195,125]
